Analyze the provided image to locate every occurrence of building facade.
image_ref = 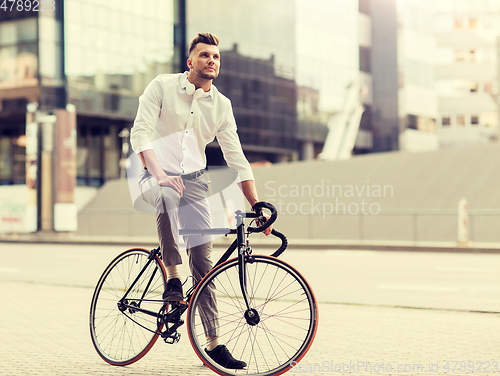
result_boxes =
[295,0,360,158]
[368,0,500,152]
[356,0,375,153]
[370,0,400,152]
[397,0,439,152]
[0,0,176,187]
[434,0,500,147]
[0,0,365,188]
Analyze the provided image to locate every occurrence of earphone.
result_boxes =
[186,82,195,95]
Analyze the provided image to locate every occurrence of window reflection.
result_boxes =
[64,0,174,117]
[0,18,38,89]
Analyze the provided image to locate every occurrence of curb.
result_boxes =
[1,233,500,253]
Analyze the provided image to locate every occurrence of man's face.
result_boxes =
[188,43,220,81]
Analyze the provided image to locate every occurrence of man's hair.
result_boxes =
[188,33,220,56]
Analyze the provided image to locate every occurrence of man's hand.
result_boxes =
[158,175,186,197]
[240,180,274,236]
[256,214,273,236]
[139,150,186,196]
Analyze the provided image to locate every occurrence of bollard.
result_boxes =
[458,198,468,243]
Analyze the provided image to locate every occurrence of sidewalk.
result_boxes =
[2,281,499,375]
[1,231,500,253]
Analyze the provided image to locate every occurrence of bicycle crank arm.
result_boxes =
[161,320,184,344]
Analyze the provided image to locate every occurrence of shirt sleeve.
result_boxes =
[130,77,163,153]
[216,103,255,182]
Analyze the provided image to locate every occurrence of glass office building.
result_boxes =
[187,0,299,163]
[0,0,174,186]
[65,0,174,185]
[0,0,360,186]
[0,13,38,184]
[189,0,359,162]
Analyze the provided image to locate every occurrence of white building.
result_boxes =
[434,0,500,147]
[397,0,440,152]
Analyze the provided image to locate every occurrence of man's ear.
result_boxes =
[187,58,192,70]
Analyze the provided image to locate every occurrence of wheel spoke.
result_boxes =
[90,249,166,365]
[187,256,317,376]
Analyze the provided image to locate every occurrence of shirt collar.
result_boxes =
[180,71,214,99]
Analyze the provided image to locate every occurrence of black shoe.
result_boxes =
[162,278,183,302]
[205,345,247,369]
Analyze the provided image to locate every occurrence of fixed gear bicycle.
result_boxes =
[89,202,318,376]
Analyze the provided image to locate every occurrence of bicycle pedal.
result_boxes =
[169,300,187,308]
[164,332,181,344]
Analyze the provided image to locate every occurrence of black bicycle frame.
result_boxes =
[118,210,259,319]
[118,247,164,319]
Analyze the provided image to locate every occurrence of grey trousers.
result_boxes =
[139,168,219,337]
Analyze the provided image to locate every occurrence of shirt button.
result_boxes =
[185,131,188,133]
[191,112,193,114]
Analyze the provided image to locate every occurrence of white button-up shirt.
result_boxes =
[130,72,254,182]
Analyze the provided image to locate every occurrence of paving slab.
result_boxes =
[1,281,499,376]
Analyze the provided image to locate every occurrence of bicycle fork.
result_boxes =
[236,212,260,326]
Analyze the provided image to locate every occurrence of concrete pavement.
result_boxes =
[1,243,500,375]
[1,281,499,375]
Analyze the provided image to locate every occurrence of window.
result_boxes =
[454,17,464,28]
[484,82,493,93]
[471,115,479,125]
[405,60,434,88]
[470,82,478,93]
[359,46,371,73]
[456,115,465,126]
[469,17,478,28]
[455,50,466,62]
[469,49,477,62]
[406,114,417,130]
[0,21,16,46]
[442,117,451,126]
[480,112,497,128]
[17,18,36,42]
[455,49,477,62]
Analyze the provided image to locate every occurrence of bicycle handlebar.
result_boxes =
[270,229,288,257]
[247,201,278,233]
[246,201,287,257]
[180,201,288,257]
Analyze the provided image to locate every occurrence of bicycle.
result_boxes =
[89,202,318,376]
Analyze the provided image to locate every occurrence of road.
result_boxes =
[1,243,499,375]
[2,243,500,312]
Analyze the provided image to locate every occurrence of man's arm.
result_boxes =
[240,180,259,208]
[240,179,272,236]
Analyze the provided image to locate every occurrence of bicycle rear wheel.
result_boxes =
[187,255,318,376]
[90,248,167,366]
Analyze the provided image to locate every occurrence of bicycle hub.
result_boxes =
[244,308,260,326]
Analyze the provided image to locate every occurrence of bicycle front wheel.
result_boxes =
[89,248,167,366]
[187,255,318,376]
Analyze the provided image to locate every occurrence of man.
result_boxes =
[130,33,271,369]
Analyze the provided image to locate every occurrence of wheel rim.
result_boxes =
[187,256,318,376]
[90,249,166,365]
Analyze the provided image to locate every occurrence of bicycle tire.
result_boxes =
[89,248,167,366]
[187,255,318,376]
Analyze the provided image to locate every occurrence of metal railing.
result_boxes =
[79,207,500,243]
[305,209,500,242]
